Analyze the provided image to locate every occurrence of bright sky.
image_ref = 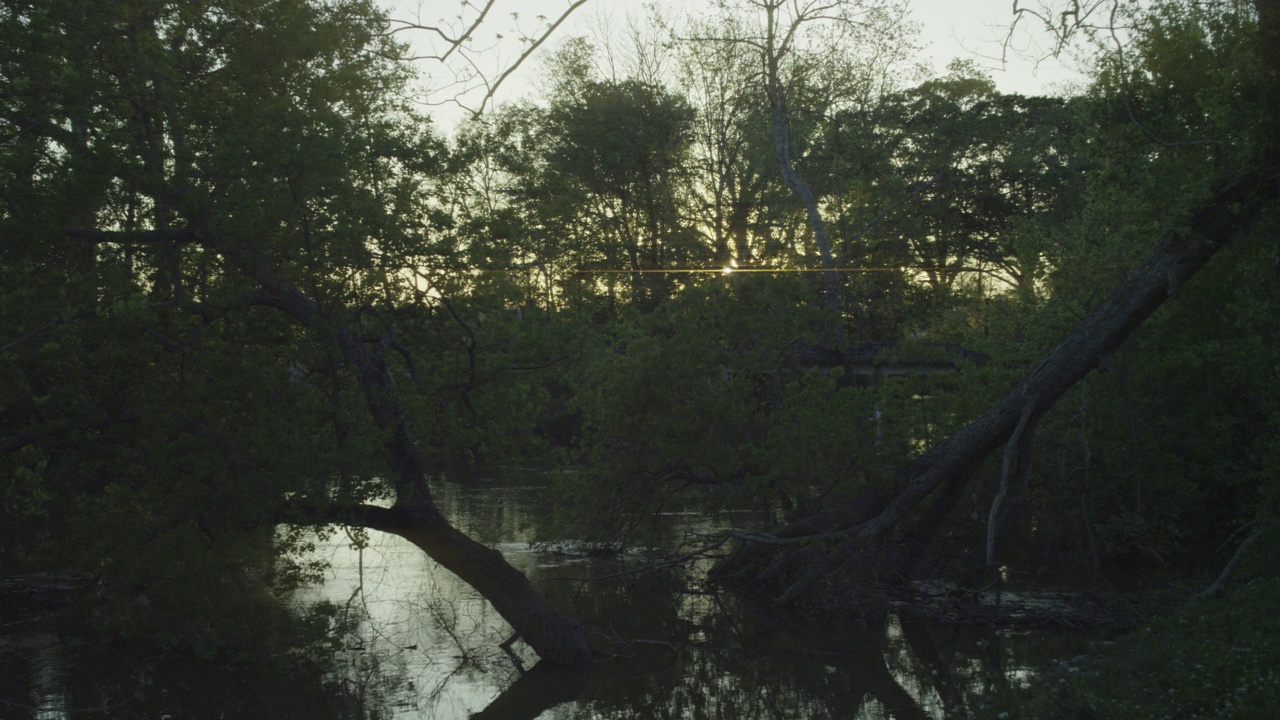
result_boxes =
[904,0,1086,93]
[384,1,1087,128]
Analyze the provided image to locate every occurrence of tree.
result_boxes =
[673,13,777,268]
[711,0,1279,609]
[687,0,916,335]
[538,74,698,310]
[460,39,703,314]
[818,61,1087,297]
[0,0,591,664]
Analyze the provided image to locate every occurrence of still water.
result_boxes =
[1,475,1086,719]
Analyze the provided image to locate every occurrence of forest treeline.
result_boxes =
[1,0,1277,669]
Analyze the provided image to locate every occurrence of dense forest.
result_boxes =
[2,0,1278,716]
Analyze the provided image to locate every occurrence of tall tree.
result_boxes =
[819,62,1086,296]
[0,0,590,663]
[541,76,697,309]
[673,13,778,268]
[688,0,915,337]
[711,0,1279,608]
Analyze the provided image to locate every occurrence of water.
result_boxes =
[0,474,1089,719]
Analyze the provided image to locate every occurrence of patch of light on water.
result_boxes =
[295,527,534,719]
[281,476,1089,719]
[20,634,69,720]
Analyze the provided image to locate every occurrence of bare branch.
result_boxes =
[387,0,498,64]
[1006,0,1122,60]
[390,0,593,117]
[463,0,593,117]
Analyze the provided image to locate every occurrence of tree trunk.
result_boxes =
[231,248,594,665]
[68,227,597,664]
[322,503,594,665]
[713,169,1274,605]
[768,93,839,308]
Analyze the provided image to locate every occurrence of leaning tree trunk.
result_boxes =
[319,499,595,666]
[231,247,594,665]
[712,170,1274,607]
[69,225,597,664]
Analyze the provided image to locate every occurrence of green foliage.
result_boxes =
[0,0,427,652]
[1096,0,1267,170]
[594,0,1259,601]
[0,0,1275,700]
[880,0,1280,579]
[1080,214,1280,566]
[1021,0,1277,571]
[983,578,1280,720]
[556,273,993,539]
[558,276,801,532]
[818,60,1089,304]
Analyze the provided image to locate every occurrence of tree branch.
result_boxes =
[464,0,593,118]
[279,498,404,535]
[1187,518,1279,606]
[388,0,497,62]
[390,0,593,117]
[986,399,1036,567]
[66,226,197,245]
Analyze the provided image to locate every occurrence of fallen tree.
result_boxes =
[710,168,1277,609]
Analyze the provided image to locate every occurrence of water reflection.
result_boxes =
[294,475,1077,720]
[0,622,383,719]
[0,474,1081,719]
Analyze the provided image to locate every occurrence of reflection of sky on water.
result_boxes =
[0,475,1078,719]
[297,520,531,718]
[3,634,71,720]
[290,475,1075,720]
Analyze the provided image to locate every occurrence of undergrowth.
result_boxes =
[980,577,1280,719]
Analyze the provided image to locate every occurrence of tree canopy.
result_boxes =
[2,1,1277,705]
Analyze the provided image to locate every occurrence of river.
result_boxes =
[0,473,1089,719]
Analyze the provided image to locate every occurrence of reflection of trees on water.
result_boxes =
[299,476,1068,719]
[469,663,592,720]
[415,477,1060,719]
[3,473,1059,719]
[465,572,1049,720]
[895,617,1018,718]
[0,623,395,719]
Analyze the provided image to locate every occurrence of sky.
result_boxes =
[384,0,1088,128]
